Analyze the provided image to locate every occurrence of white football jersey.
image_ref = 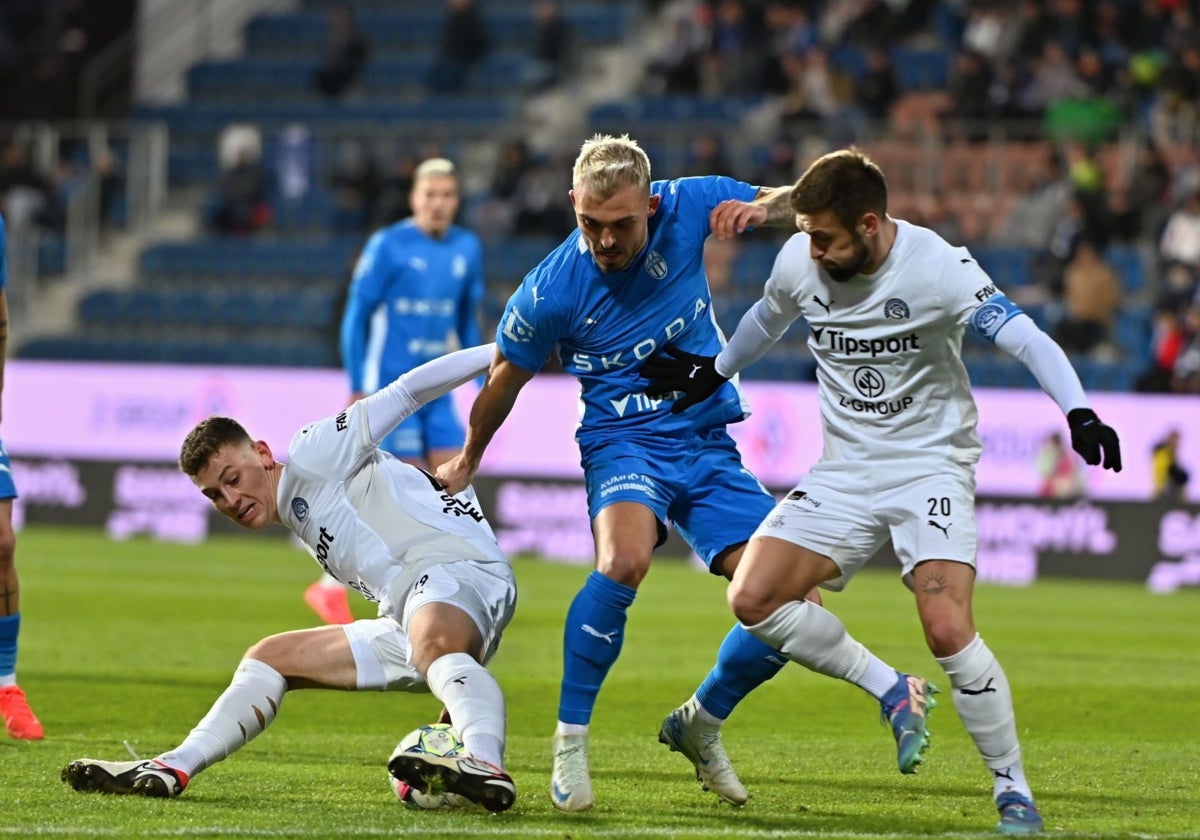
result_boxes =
[277,398,506,615]
[763,219,1004,465]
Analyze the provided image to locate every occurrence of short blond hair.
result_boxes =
[572,134,651,199]
[414,157,457,181]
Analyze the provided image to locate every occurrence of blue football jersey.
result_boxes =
[496,176,757,448]
[341,220,485,393]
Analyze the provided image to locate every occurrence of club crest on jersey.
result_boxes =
[972,302,1006,339]
[645,250,668,280]
[884,298,910,319]
[291,497,309,521]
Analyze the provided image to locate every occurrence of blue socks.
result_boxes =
[0,613,19,678]
[695,623,786,719]
[558,571,636,725]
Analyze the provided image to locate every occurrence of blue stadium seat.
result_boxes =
[1105,245,1145,293]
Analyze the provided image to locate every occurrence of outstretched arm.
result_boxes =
[709,185,795,238]
[435,348,534,493]
[362,343,495,447]
[643,295,796,413]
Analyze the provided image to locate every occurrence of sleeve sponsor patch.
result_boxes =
[501,306,535,343]
[970,293,1023,342]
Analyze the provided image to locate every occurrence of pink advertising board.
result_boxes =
[6,360,1197,502]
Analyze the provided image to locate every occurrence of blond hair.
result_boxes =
[414,157,457,181]
[572,134,651,199]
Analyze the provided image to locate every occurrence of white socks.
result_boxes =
[745,600,896,697]
[426,652,506,769]
[158,658,287,778]
[937,633,1032,800]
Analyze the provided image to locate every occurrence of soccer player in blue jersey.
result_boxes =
[0,216,43,740]
[304,157,486,625]
[436,134,933,811]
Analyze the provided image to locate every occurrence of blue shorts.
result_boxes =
[582,429,774,572]
[0,439,15,500]
[379,393,465,460]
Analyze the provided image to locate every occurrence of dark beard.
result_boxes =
[823,240,871,282]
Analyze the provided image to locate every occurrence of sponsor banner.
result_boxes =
[11,454,1200,590]
[5,360,1199,501]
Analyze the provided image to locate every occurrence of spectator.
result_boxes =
[1151,429,1190,502]
[751,136,797,189]
[854,45,900,124]
[207,127,271,236]
[1170,303,1200,393]
[373,150,422,228]
[329,139,379,234]
[1035,430,1085,500]
[682,132,734,179]
[524,1,573,92]
[1055,240,1121,356]
[510,155,572,239]
[703,0,762,97]
[761,1,818,95]
[644,12,706,96]
[778,46,854,144]
[1159,189,1200,284]
[1135,302,1188,393]
[0,139,54,230]
[312,1,370,100]
[426,0,492,94]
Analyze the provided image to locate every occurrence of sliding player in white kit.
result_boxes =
[642,149,1121,836]
[61,344,518,812]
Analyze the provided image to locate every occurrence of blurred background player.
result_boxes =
[0,216,43,740]
[304,157,486,625]
[63,344,516,811]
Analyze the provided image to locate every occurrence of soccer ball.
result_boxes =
[389,723,468,810]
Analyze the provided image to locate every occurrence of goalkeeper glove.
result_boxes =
[1067,408,1122,472]
[640,347,728,414]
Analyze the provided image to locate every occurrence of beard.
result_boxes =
[822,237,872,283]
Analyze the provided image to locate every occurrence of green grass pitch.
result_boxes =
[3,526,1198,839]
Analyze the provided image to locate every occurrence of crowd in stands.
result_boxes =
[5,0,1200,396]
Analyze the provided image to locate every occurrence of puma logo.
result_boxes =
[813,294,833,314]
[961,678,997,696]
[689,364,702,380]
[993,767,1014,781]
[581,624,618,644]
[928,520,951,537]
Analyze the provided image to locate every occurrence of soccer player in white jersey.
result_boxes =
[642,149,1121,836]
[61,344,518,813]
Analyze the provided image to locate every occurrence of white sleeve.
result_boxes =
[714,238,807,377]
[714,297,796,377]
[362,343,495,446]
[992,314,1090,414]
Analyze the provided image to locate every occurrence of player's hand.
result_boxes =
[434,453,476,495]
[640,347,727,414]
[1067,408,1122,472]
[709,199,765,239]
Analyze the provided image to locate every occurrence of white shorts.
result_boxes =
[342,559,517,691]
[753,461,978,591]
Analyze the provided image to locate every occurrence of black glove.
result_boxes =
[640,347,728,414]
[1067,408,1122,472]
